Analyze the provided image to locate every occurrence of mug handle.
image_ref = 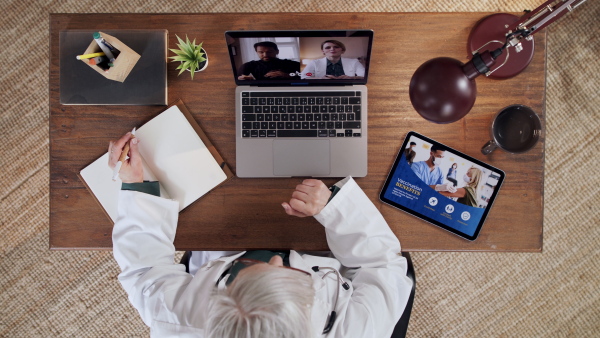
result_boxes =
[481,140,498,155]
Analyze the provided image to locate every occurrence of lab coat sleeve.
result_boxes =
[301,60,317,79]
[355,60,365,77]
[112,190,190,327]
[314,177,412,337]
[346,58,365,77]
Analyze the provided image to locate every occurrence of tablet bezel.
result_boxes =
[379,131,505,241]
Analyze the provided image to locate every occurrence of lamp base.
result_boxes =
[467,13,535,79]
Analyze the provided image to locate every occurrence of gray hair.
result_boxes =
[206,265,315,338]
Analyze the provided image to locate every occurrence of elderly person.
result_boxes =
[439,167,484,207]
[301,40,365,79]
[109,132,412,337]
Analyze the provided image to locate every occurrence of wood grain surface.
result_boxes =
[49,13,546,251]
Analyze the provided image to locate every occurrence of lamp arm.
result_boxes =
[511,0,586,38]
[482,0,587,75]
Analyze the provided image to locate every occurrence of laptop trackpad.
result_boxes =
[273,140,330,176]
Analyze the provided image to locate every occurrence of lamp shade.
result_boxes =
[409,57,477,124]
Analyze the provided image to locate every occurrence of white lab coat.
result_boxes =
[301,57,365,79]
[113,177,412,337]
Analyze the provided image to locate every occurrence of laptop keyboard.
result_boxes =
[240,91,362,138]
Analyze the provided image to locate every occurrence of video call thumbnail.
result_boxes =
[227,36,370,81]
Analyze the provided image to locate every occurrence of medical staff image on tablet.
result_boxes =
[380,132,505,241]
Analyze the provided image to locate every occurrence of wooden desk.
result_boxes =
[49,13,545,252]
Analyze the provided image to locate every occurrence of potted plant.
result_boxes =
[169,35,208,79]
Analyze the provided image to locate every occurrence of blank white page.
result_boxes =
[79,154,161,222]
[136,105,227,211]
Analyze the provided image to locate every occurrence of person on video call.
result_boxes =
[439,167,484,208]
[108,132,412,337]
[301,40,365,79]
[411,144,457,193]
[237,41,300,80]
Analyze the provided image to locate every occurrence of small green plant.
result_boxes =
[169,35,207,79]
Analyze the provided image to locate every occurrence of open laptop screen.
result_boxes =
[225,30,373,86]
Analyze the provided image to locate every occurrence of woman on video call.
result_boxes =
[301,40,365,79]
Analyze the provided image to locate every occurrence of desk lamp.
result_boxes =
[409,0,587,124]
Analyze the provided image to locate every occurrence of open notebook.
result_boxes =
[79,100,233,223]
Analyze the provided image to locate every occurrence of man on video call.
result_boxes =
[411,144,457,193]
[237,41,300,80]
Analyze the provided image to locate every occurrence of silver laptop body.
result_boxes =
[226,30,373,178]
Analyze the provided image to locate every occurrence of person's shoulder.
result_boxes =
[239,60,259,70]
[411,161,426,171]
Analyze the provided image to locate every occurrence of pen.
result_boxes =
[101,40,117,51]
[112,128,136,181]
[76,52,105,60]
[93,32,116,62]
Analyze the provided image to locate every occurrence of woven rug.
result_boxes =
[1,0,598,336]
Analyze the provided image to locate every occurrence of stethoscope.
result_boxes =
[311,266,350,334]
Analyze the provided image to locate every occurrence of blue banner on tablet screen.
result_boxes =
[382,153,484,237]
[380,132,505,240]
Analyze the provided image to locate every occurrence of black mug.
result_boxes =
[481,105,542,155]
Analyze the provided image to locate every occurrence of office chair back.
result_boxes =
[390,252,416,338]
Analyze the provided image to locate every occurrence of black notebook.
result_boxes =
[59,30,167,105]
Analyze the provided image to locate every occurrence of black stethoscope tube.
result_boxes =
[312,266,350,334]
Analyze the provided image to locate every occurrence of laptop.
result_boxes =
[225,30,374,178]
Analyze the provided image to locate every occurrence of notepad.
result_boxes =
[79,100,233,223]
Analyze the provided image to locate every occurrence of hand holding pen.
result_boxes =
[108,129,143,183]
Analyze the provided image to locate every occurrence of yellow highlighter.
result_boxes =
[76,52,106,60]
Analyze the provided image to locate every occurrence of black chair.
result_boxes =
[179,251,416,337]
[180,250,192,273]
[390,252,416,338]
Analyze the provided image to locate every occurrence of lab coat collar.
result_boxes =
[195,251,246,290]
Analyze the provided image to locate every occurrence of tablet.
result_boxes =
[379,131,505,241]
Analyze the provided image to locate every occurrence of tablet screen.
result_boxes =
[379,132,505,241]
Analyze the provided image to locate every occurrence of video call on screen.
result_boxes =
[228,35,371,81]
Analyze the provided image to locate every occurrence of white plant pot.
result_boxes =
[184,48,208,73]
